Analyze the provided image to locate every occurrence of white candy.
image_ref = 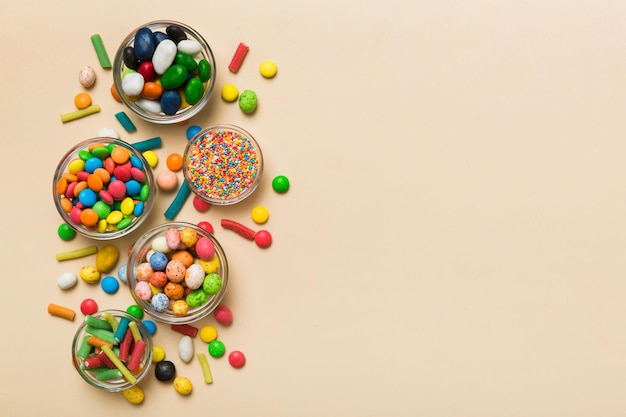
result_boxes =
[121,72,144,96]
[151,236,169,253]
[152,39,177,75]
[57,272,78,290]
[178,336,194,363]
[96,127,120,139]
[184,264,205,290]
[177,39,202,56]
[78,66,96,88]
[136,98,162,114]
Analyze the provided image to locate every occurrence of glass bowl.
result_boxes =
[183,124,263,205]
[112,20,217,124]
[53,137,156,240]
[126,222,229,324]
[72,309,154,392]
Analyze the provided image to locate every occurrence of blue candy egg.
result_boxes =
[151,293,169,312]
[153,31,171,45]
[117,263,128,284]
[149,252,168,271]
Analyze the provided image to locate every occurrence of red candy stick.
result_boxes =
[220,219,256,240]
[83,356,105,369]
[118,328,133,363]
[171,323,199,338]
[127,339,147,372]
[97,350,117,369]
[228,42,249,73]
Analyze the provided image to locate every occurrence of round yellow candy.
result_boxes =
[259,60,278,78]
[173,376,193,395]
[198,256,219,274]
[123,385,144,404]
[251,205,269,224]
[152,345,166,363]
[142,150,158,168]
[199,325,218,343]
[221,84,239,102]
[79,265,100,284]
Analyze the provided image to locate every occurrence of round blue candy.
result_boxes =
[78,189,97,207]
[117,263,128,284]
[151,293,169,312]
[186,125,202,140]
[160,90,182,116]
[143,319,157,335]
[133,201,144,217]
[149,252,168,271]
[84,157,103,173]
[125,179,141,197]
[101,276,120,294]
[130,155,144,169]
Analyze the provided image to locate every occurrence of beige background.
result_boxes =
[1,0,626,415]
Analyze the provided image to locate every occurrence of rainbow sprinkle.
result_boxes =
[185,128,260,203]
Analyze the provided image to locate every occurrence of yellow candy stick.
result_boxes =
[56,245,98,261]
[60,105,101,123]
[128,321,142,343]
[196,353,213,384]
[101,311,119,332]
[101,345,136,384]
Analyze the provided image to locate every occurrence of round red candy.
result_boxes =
[214,305,233,325]
[197,221,214,234]
[80,298,98,315]
[192,196,211,212]
[228,350,246,368]
[254,230,272,248]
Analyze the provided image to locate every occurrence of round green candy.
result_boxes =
[92,201,111,219]
[186,289,209,308]
[272,175,290,193]
[126,304,143,319]
[238,89,257,114]
[202,273,222,295]
[116,217,133,230]
[198,59,211,82]
[78,150,93,161]
[91,146,110,159]
[57,223,76,241]
[208,340,225,358]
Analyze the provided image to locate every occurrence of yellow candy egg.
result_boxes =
[199,256,219,274]
[123,385,144,404]
[172,300,189,316]
[180,227,198,248]
[79,265,100,284]
[173,376,193,395]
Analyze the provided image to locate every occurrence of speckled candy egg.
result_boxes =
[184,263,205,290]
[151,293,170,312]
[202,273,222,295]
[164,282,185,300]
[135,281,152,300]
[166,227,182,250]
[78,65,96,88]
[135,262,154,281]
[165,259,186,283]
[195,237,215,260]
[180,227,198,248]
[172,300,189,316]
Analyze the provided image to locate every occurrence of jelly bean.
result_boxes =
[160,90,182,116]
[141,81,163,100]
[138,61,156,82]
[178,336,194,363]
[214,305,233,325]
[153,31,170,45]
[160,64,187,90]
[228,350,246,368]
[197,59,211,82]
[97,127,119,139]
[175,51,197,71]
[134,27,156,61]
[80,266,100,284]
[152,39,177,74]
[166,24,187,43]
[155,360,176,381]
[96,244,120,273]
[121,72,144,96]
[184,77,204,105]
[110,82,122,102]
[137,97,162,114]
[177,39,201,55]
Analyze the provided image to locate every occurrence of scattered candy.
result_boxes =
[192,195,211,212]
[96,127,119,139]
[196,353,213,384]
[208,339,225,358]
[156,170,179,191]
[155,360,176,382]
[123,386,144,405]
[184,127,262,204]
[78,66,96,88]
[60,104,101,123]
[126,304,144,319]
[228,42,249,73]
[80,298,98,315]
[132,137,163,152]
[197,221,214,234]
[57,272,78,290]
[214,305,233,325]
[117,263,128,284]
[186,125,202,140]
[143,319,157,335]
[178,335,194,363]
[254,230,273,248]
[259,60,278,78]
[101,276,120,294]
[110,82,122,102]
[115,111,137,132]
[90,34,112,68]
[251,205,269,224]
[79,266,100,284]
[239,89,258,114]
[74,92,92,109]
[171,323,199,338]
[142,150,158,168]
[221,218,256,240]
[228,350,246,368]
[221,83,239,102]
[152,345,165,362]
[48,303,76,321]
[199,325,217,343]
[57,223,76,241]
[56,245,99,263]
[95,244,120,273]
[163,182,191,220]
[173,376,193,395]
[166,153,183,171]
[272,175,290,193]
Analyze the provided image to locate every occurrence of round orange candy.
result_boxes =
[171,250,194,268]
[141,82,163,100]
[80,208,99,227]
[87,174,104,192]
[111,146,130,164]
[166,153,183,171]
[110,83,122,103]
[56,177,68,195]
[60,197,73,213]
[74,92,92,109]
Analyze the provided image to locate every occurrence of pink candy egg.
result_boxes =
[195,237,215,260]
